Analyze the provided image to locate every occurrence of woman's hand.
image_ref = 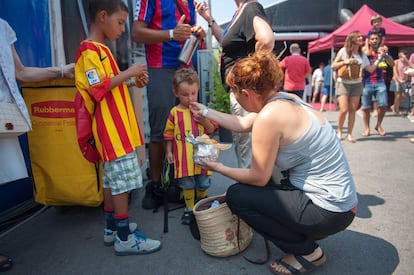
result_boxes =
[194,1,211,22]
[63,63,75,78]
[189,102,207,116]
[197,157,223,172]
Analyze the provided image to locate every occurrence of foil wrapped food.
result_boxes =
[186,135,231,165]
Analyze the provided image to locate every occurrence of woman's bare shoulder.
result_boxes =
[259,100,299,125]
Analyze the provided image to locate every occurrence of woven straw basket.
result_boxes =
[193,194,253,257]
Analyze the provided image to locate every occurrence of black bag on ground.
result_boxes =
[144,160,185,232]
[143,161,184,211]
[154,161,183,205]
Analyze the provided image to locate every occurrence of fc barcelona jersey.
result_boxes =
[164,106,213,178]
[364,51,388,85]
[75,40,143,162]
[134,0,196,68]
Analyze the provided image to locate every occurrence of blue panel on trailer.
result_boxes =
[0,0,51,213]
[0,0,51,66]
[0,179,34,213]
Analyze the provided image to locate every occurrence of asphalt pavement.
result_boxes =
[1,109,413,275]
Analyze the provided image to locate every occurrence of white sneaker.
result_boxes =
[114,231,161,256]
[104,223,137,246]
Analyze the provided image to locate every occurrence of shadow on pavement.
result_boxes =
[355,193,385,219]
[317,229,399,275]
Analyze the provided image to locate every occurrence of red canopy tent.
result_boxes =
[308,4,414,53]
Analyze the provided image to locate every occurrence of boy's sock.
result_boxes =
[196,189,207,201]
[115,214,130,241]
[183,189,195,211]
[104,207,116,231]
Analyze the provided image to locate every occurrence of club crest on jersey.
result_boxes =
[86,69,100,85]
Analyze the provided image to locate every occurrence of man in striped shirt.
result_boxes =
[361,32,394,137]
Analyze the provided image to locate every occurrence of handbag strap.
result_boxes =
[243,237,271,265]
[174,0,194,25]
[173,0,187,22]
[236,217,270,264]
[237,217,241,251]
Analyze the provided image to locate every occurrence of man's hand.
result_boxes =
[191,25,206,40]
[172,15,192,41]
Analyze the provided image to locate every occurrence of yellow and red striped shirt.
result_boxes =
[75,40,143,162]
[164,106,216,178]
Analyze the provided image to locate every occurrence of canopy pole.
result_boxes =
[329,47,334,110]
[207,0,213,98]
[49,0,65,66]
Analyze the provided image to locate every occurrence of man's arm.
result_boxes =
[380,46,394,67]
[132,15,192,44]
[132,21,171,44]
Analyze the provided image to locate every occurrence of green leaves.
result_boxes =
[206,63,230,114]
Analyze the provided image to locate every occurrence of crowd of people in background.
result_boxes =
[306,14,414,144]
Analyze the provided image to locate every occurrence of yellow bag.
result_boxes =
[21,79,103,207]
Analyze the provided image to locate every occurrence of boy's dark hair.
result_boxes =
[88,0,128,22]
[172,68,200,90]
[368,32,380,39]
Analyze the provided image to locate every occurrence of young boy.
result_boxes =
[163,68,218,224]
[75,0,160,256]
[364,14,386,51]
